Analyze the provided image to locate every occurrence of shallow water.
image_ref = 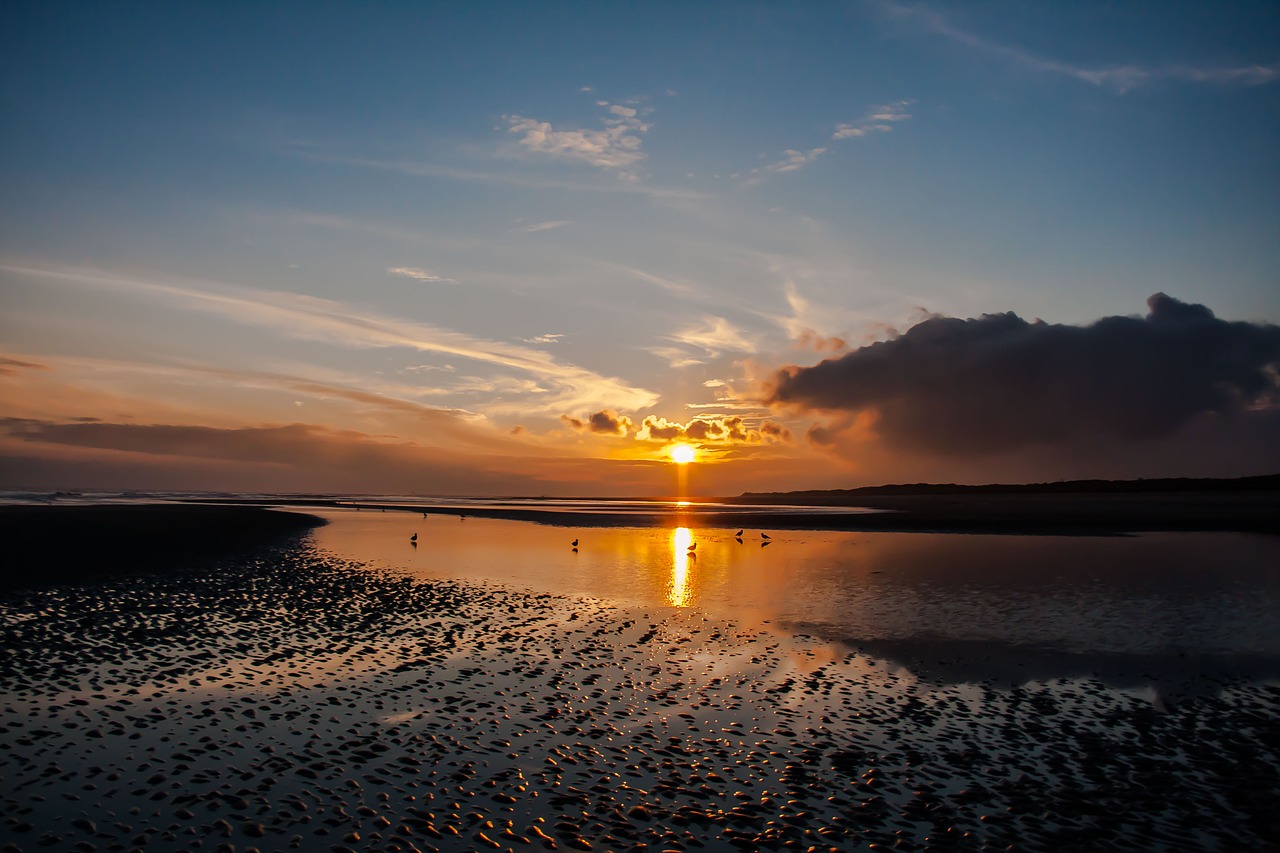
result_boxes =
[310,508,1280,686]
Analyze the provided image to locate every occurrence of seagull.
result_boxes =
[734,529,743,537]
[761,532,771,540]
[410,533,418,542]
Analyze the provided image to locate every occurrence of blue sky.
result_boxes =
[2,1,1278,494]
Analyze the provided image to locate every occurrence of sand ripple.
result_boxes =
[2,542,1278,851]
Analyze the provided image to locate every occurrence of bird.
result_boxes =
[410,533,418,542]
[571,538,579,547]
[734,529,743,537]
[423,512,428,518]
[687,542,697,552]
[761,532,771,540]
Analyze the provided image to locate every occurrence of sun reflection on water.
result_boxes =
[670,527,692,607]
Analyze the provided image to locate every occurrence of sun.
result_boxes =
[669,444,696,464]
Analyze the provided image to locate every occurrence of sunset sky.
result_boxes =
[3,2,1279,496]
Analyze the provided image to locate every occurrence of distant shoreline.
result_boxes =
[349,493,1278,536]
[734,472,1280,501]
[194,488,1279,536]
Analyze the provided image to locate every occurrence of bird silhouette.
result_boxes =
[761,532,771,540]
[734,529,743,537]
[571,538,579,547]
[410,533,418,542]
[687,542,697,552]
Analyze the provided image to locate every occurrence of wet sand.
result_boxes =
[2,508,1279,851]
[0,504,324,589]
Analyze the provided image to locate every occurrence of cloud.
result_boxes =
[3,263,659,418]
[387,266,456,284]
[515,220,572,233]
[833,100,913,139]
[762,147,828,174]
[766,293,1280,455]
[670,316,757,357]
[0,419,548,494]
[0,356,49,376]
[521,333,564,345]
[301,152,705,200]
[648,346,705,369]
[504,100,652,177]
[636,415,791,445]
[743,101,912,185]
[886,3,1278,93]
[561,409,633,436]
[793,329,848,353]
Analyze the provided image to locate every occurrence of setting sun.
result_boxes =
[669,444,696,464]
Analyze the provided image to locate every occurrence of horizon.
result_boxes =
[3,2,1279,496]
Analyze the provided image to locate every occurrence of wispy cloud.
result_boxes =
[503,100,652,178]
[670,316,757,357]
[514,219,572,234]
[620,266,705,300]
[522,333,564,345]
[1,263,659,417]
[886,2,1278,93]
[291,150,705,201]
[0,356,50,376]
[387,266,455,284]
[647,346,706,369]
[741,101,912,185]
[762,147,829,174]
[833,100,913,139]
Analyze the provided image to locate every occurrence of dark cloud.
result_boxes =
[562,410,633,435]
[588,409,633,435]
[767,294,1280,455]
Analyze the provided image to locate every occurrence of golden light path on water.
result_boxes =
[669,527,692,607]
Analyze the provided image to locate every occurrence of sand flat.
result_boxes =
[2,507,1279,851]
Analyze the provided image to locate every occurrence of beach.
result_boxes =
[2,504,1278,851]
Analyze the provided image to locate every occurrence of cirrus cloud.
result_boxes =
[387,266,456,284]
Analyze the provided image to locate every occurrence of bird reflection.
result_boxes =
[670,527,692,607]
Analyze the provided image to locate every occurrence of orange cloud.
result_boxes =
[636,415,791,446]
[792,328,847,353]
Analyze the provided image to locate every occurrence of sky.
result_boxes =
[2,1,1278,496]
